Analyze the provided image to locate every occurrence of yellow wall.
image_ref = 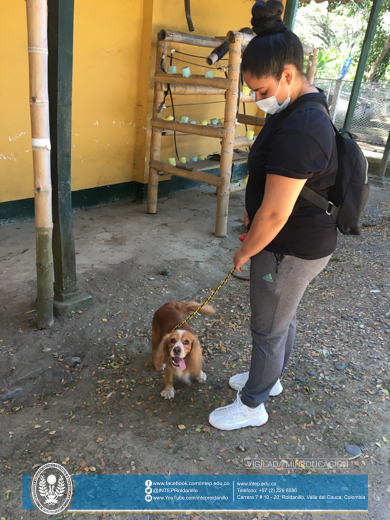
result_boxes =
[0,2,32,203]
[0,0,284,204]
[134,0,257,184]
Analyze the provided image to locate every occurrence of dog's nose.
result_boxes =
[173,346,181,355]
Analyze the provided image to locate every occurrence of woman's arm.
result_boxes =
[234,173,307,272]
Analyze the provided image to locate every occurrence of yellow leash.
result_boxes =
[172,266,236,332]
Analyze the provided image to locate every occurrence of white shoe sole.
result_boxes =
[229,374,283,396]
[209,411,269,431]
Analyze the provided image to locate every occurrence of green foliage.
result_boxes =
[294,3,366,80]
[316,49,338,78]
[326,0,390,81]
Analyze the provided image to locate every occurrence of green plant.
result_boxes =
[316,49,338,77]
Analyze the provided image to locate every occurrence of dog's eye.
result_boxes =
[183,340,189,345]
[170,338,176,343]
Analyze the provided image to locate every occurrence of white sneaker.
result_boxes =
[229,372,283,396]
[208,392,268,431]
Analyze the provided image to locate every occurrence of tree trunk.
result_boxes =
[366,31,390,82]
[26,0,55,329]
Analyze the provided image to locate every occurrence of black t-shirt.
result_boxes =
[246,90,338,260]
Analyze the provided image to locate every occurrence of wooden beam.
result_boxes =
[306,48,319,84]
[163,84,226,96]
[155,72,231,90]
[240,92,255,103]
[234,136,254,148]
[215,33,242,237]
[158,29,223,48]
[163,84,254,103]
[226,30,314,54]
[150,160,222,187]
[26,0,55,329]
[237,113,266,126]
[147,41,167,214]
[152,118,227,138]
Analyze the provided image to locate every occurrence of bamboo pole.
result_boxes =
[239,92,256,103]
[226,30,314,55]
[303,44,318,56]
[150,160,222,187]
[26,0,54,329]
[234,136,255,148]
[306,48,319,84]
[162,84,226,96]
[147,40,167,214]
[237,113,266,126]
[158,29,223,48]
[162,84,254,101]
[155,72,231,90]
[215,32,242,237]
[152,118,227,138]
[161,130,187,137]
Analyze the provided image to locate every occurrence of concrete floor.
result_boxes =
[1,181,389,319]
[0,186,245,308]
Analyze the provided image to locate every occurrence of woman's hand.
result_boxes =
[233,246,251,273]
[236,174,307,261]
[244,211,250,228]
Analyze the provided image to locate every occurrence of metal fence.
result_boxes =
[314,78,390,146]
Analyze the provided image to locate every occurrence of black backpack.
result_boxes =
[270,99,369,235]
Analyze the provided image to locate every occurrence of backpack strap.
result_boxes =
[300,185,339,218]
[277,100,340,219]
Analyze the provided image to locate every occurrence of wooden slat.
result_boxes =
[163,84,226,96]
[237,113,266,126]
[240,92,255,103]
[234,136,255,148]
[152,118,227,138]
[155,72,231,90]
[147,40,167,214]
[306,48,319,84]
[226,30,315,54]
[150,159,222,187]
[215,32,242,237]
[158,29,224,48]
[162,84,254,102]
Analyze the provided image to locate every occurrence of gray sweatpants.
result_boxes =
[240,250,332,408]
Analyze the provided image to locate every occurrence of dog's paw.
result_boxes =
[161,388,175,399]
[196,371,207,383]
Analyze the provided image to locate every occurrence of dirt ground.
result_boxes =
[0,181,389,520]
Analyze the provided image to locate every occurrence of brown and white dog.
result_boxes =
[146,301,215,399]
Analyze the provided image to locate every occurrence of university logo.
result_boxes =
[262,273,273,283]
[30,462,74,515]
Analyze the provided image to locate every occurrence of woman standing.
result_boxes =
[209,0,338,430]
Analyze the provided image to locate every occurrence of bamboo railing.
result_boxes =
[146,40,167,214]
[26,0,55,329]
[215,31,242,237]
[146,29,318,237]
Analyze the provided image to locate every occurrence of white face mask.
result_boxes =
[255,78,291,115]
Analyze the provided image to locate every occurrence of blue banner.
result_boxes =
[23,474,368,512]
[339,56,353,79]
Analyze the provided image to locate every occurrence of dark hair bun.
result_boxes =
[251,0,287,36]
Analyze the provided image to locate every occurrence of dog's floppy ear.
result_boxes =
[154,334,170,371]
